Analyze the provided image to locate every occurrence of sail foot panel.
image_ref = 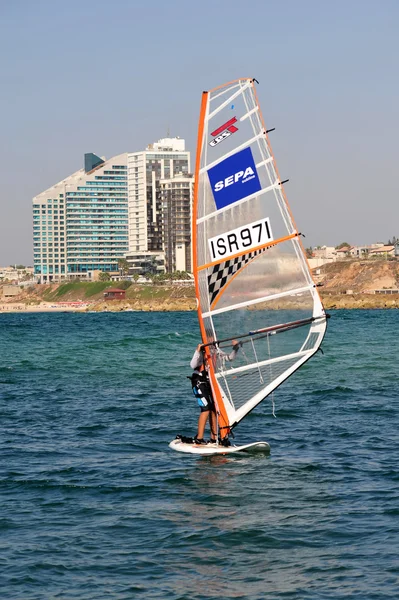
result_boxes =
[217,354,303,413]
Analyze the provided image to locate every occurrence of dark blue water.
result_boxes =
[0,310,398,599]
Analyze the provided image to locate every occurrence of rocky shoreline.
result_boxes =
[1,293,399,313]
[89,293,399,311]
[321,293,399,310]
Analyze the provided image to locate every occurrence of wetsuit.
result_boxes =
[189,345,239,412]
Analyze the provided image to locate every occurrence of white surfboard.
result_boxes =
[169,439,270,456]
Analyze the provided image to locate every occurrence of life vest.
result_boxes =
[188,356,213,408]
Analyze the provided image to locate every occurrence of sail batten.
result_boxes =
[240,106,259,121]
[208,81,252,119]
[198,232,299,272]
[256,157,274,168]
[202,284,316,317]
[199,132,265,173]
[193,78,327,432]
[210,83,241,102]
[215,349,312,378]
[196,181,280,224]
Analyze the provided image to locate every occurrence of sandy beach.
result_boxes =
[0,302,92,313]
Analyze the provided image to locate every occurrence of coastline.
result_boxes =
[1,293,399,313]
[0,302,91,313]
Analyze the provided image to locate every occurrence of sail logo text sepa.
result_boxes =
[209,117,238,147]
[207,147,262,210]
[208,217,274,262]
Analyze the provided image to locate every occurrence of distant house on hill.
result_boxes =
[103,288,126,300]
[313,246,337,261]
[308,246,337,269]
[349,243,385,258]
[350,245,370,258]
[1,285,20,298]
[368,245,395,258]
[335,246,352,260]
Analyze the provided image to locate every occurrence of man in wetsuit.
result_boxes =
[190,339,240,444]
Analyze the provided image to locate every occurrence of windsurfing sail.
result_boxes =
[193,77,327,437]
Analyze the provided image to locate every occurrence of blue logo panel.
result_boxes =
[207,147,261,210]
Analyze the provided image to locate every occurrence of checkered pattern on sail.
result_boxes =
[208,249,263,305]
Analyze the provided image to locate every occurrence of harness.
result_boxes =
[188,351,213,408]
[187,370,210,406]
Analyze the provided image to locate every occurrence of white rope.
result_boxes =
[271,394,276,419]
[239,344,251,365]
[266,333,277,418]
[251,338,264,384]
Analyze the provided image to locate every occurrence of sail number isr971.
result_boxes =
[208,217,274,261]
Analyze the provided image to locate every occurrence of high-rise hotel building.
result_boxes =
[32,138,191,282]
[33,153,129,282]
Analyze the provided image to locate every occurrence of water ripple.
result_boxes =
[0,310,398,599]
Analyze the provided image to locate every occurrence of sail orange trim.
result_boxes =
[198,232,298,272]
[251,80,324,307]
[207,77,252,94]
[192,90,231,434]
[193,91,208,345]
[204,347,230,435]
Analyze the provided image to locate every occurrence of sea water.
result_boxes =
[0,310,398,599]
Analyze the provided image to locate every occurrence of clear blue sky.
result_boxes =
[1,0,398,264]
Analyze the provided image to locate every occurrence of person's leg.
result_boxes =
[209,410,217,441]
[196,410,209,440]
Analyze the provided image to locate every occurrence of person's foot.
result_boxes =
[208,439,217,444]
[194,437,208,445]
[176,435,194,444]
[219,437,231,447]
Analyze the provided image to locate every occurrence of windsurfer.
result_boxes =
[190,339,241,445]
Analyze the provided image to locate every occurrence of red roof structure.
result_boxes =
[103,288,126,299]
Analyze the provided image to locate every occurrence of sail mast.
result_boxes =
[193,90,231,435]
[193,91,209,346]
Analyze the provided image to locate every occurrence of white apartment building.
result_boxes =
[125,251,165,274]
[160,173,194,273]
[32,153,129,283]
[127,138,190,258]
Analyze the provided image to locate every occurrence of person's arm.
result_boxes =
[221,340,241,362]
[190,343,204,369]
